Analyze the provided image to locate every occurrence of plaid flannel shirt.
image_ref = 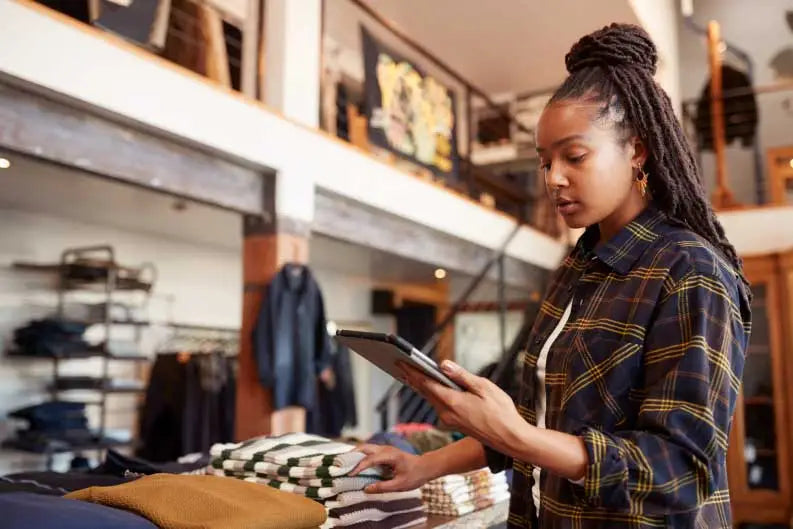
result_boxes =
[486,206,751,529]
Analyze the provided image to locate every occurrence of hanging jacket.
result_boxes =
[253,264,331,410]
[309,339,357,437]
[695,64,758,150]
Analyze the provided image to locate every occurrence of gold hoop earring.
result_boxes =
[636,167,649,198]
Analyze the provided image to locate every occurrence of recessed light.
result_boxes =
[0,158,10,169]
[434,268,447,280]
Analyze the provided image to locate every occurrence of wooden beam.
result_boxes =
[0,80,267,213]
[198,2,231,87]
[240,0,260,98]
[312,189,550,289]
[236,214,310,440]
[707,21,739,210]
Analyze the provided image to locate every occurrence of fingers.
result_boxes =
[364,477,410,494]
[355,444,382,456]
[440,360,482,393]
[349,448,398,476]
[414,373,456,404]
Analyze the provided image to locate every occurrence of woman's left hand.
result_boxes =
[399,360,525,453]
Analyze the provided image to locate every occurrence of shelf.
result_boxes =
[2,437,135,455]
[50,378,145,393]
[6,347,150,362]
[745,396,775,406]
[51,386,145,394]
[62,278,152,293]
[84,319,151,327]
[12,261,153,292]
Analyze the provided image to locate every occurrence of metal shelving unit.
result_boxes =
[7,245,157,466]
[53,245,155,443]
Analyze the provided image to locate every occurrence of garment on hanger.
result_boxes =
[137,352,235,462]
[309,337,357,437]
[253,263,331,411]
[695,64,758,150]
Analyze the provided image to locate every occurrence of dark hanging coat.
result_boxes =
[309,339,357,437]
[253,264,331,411]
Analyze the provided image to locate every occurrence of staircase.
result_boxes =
[375,224,545,430]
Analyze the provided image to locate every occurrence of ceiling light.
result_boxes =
[0,157,10,169]
[434,268,447,280]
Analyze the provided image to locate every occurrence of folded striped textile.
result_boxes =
[211,433,356,467]
[322,508,426,529]
[328,498,424,519]
[425,490,511,517]
[422,482,509,506]
[206,466,382,500]
[210,453,382,480]
[422,469,506,491]
[327,504,425,526]
[319,489,426,529]
[323,489,422,509]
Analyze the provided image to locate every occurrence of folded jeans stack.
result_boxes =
[4,401,114,453]
[208,433,426,528]
[422,468,510,517]
[13,319,89,358]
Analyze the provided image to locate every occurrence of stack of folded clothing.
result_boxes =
[4,401,102,453]
[208,433,426,528]
[422,468,510,517]
[65,473,327,529]
[321,490,426,529]
[13,319,90,358]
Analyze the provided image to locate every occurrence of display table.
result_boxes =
[421,500,509,528]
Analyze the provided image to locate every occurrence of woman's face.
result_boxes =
[536,99,646,231]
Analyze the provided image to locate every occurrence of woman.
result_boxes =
[351,24,751,528]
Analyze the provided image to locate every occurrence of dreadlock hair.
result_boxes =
[550,23,747,284]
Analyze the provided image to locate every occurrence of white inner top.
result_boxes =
[531,301,573,514]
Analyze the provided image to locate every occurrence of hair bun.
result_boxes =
[565,23,657,76]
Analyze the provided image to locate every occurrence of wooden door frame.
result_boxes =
[732,254,791,523]
[767,146,793,205]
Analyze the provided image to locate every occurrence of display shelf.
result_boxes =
[6,347,150,362]
[49,377,145,393]
[745,396,775,406]
[1,437,135,455]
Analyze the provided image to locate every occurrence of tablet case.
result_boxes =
[335,330,463,392]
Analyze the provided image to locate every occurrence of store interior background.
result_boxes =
[0,152,529,472]
[1,0,793,526]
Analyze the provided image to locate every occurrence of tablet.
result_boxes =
[335,330,464,392]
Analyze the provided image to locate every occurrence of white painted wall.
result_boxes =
[719,205,793,256]
[454,311,524,376]
[265,0,321,127]
[677,0,793,204]
[0,0,567,271]
[0,210,242,474]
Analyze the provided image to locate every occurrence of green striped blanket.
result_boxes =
[211,433,356,467]
[206,466,381,500]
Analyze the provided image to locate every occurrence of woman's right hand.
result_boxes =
[350,444,433,493]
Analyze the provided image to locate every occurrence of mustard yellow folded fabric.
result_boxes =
[66,473,326,529]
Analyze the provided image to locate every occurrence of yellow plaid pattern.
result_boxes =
[485,207,751,528]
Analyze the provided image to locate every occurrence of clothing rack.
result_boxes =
[157,323,239,357]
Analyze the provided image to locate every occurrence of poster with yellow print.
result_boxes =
[362,28,459,179]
